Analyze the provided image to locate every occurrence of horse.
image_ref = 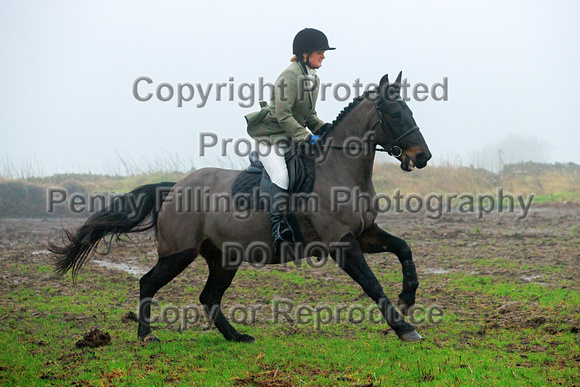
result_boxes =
[49,72,432,343]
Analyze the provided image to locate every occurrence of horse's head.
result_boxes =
[373,72,431,171]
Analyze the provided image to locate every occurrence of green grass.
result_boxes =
[1,310,577,386]
[2,201,580,385]
[532,192,580,204]
[1,258,579,386]
[447,274,579,307]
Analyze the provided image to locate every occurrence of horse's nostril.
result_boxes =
[416,152,430,165]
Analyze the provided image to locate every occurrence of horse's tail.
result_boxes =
[48,182,176,278]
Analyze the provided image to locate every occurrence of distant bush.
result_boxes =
[0,172,185,218]
[0,181,47,218]
[502,161,580,176]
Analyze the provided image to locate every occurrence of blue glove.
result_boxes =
[308,135,320,145]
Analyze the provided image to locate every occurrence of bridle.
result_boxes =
[318,93,421,158]
[370,94,420,157]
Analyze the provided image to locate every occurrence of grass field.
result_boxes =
[1,204,578,385]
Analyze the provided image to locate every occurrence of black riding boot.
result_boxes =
[269,183,296,257]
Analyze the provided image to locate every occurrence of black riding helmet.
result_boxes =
[292,28,335,55]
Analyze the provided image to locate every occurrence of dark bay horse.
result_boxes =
[49,72,431,343]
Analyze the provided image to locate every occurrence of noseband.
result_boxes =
[371,95,420,157]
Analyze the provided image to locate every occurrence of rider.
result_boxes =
[245,28,334,255]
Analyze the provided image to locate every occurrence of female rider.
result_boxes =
[245,28,335,255]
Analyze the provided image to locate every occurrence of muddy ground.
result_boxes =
[1,204,578,328]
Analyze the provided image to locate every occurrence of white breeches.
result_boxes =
[258,142,289,190]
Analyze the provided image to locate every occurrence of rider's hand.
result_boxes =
[307,134,320,145]
[317,123,332,136]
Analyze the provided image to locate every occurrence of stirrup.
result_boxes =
[276,221,295,244]
[272,221,296,256]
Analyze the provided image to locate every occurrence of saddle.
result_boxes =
[231,145,316,210]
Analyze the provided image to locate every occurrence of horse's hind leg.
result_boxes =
[357,224,419,316]
[333,233,421,341]
[199,240,254,343]
[138,248,196,342]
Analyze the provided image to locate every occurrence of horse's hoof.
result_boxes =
[233,334,255,343]
[139,334,161,343]
[397,298,412,316]
[399,330,422,342]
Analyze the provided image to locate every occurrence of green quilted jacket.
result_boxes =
[245,61,326,143]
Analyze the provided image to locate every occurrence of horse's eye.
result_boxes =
[388,112,401,120]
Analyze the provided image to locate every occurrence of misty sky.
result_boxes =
[1,0,579,176]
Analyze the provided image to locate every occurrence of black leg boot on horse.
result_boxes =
[269,182,298,258]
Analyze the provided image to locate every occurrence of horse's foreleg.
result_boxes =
[199,242,254,343]
[138,248,196,342]
[357,224,419,316]
[333,233,421,341]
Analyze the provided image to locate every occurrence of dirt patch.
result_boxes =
[121,311,139,323]
[75,328,111,348]
[233,370,295,387]
[524,316,548,328]
[497,302,520,315]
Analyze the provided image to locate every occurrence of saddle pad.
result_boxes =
[231,170,264,209]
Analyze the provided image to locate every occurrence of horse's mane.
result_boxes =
[322,92,371,138]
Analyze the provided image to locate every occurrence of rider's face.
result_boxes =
[304,50,325,69]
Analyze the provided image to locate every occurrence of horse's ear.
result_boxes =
[379,74,389,98]
[379,73,400,100]
[379,74,389,89]
[395,71,403,86]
